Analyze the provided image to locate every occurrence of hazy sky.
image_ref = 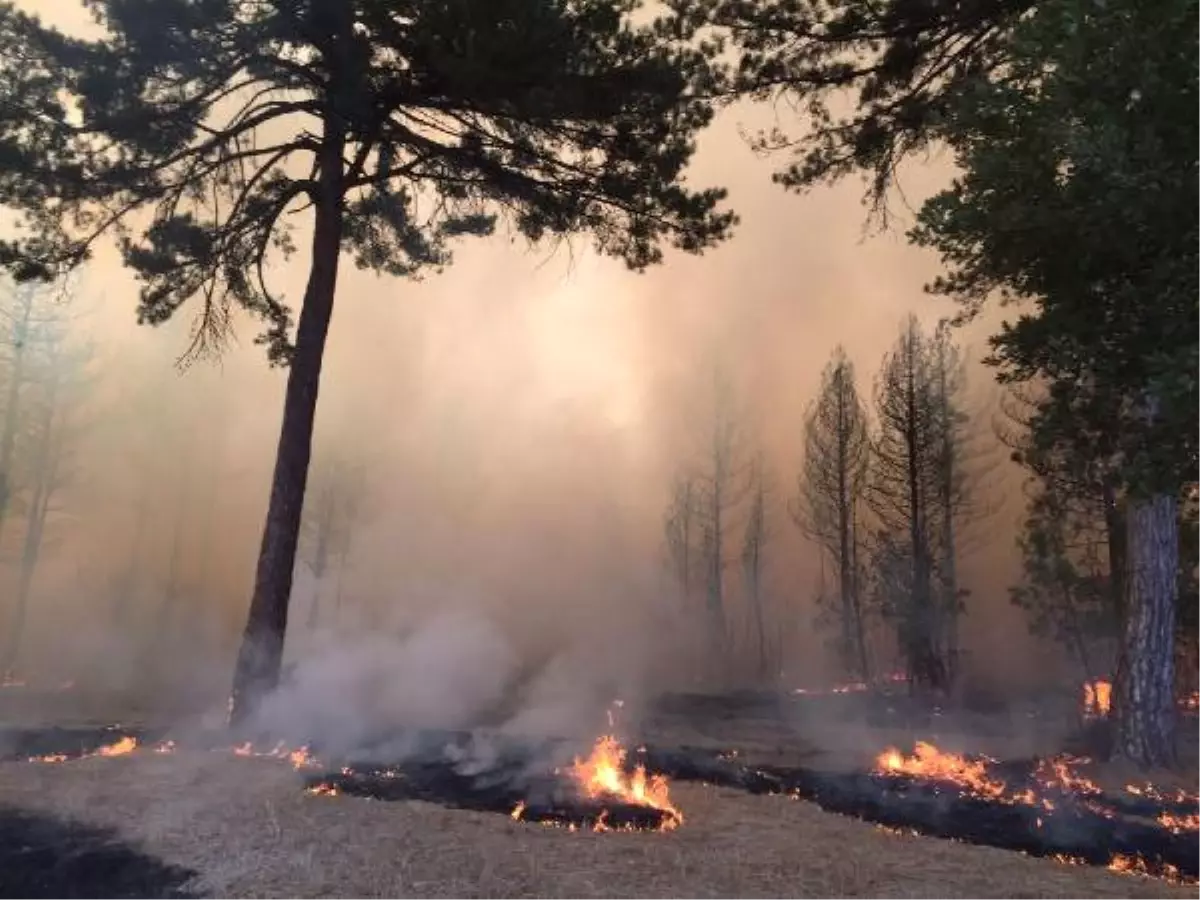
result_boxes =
[3,2,1049,704]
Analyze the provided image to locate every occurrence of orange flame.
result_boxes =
[1158,812,1200,833]
[1082,679,1112,718]
[567,735,682,830]
[29,735,138,763]
[875,742,1006,799]
[96,736,138,757]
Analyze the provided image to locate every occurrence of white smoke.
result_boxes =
[254,609,519,757]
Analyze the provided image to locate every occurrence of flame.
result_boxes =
[29,735,138,763]
[1182,691,1199,712]
[154,740,177,754]
[1157,812,1200,833]
[875,742,1006,799]
[97,736,138,757]
[306,783,339,797]
[567,735,682,830]
[1033,757,1102,797]
[1082,679,1112,718]
[233,742,254,756]
[510,801,526,821]
[29,753,69,763]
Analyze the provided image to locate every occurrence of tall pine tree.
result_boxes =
[910,0,1198,765]
[0,1,736,722]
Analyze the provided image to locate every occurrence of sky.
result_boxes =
[0,1,1055,714]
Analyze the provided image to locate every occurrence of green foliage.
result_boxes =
[909,0,1199,499]
[1008,472,1118,676]
[0,0,735,361]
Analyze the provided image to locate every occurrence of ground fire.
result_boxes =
[560,735,682,830]
[5,724,1195,882]
[295,731,684,833]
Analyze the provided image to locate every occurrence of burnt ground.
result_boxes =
[0,688,1196,898]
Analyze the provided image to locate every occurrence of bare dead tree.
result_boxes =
[0,319,93,677]
[664,473,698,605]
[867,316,945,693]
[792,346,871,680]
[0,278,71,553]
[665,365,753,683]
[741,452,774,683]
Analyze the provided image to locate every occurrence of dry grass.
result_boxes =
[0,750,1192,899]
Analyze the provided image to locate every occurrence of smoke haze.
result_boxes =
[0,1,1068,742]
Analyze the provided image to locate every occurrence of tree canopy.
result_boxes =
[677,0,1034,212]
[909,0,1198,498]
[0,0,735,361]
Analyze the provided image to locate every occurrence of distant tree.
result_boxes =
[0,316,94,677]
[926,322,973,682]
[664,473,699,606]
[740,452,773,682]
[0,278,67,549]
[299,448,368,629]
[0,1,736,722]
[791,347,870,680]
[666,367,753,681]
[867,315,972,693]
[909,0,1197,765]
[868,317,940,690]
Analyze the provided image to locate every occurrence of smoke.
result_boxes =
[0,3,1062,733]
[254,610,518,754]
[250,603,649,770]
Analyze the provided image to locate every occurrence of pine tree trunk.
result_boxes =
[1115,492,1178,768]
[1103,480,1127,627]
[228,118,345,727]
[850,510,870,681]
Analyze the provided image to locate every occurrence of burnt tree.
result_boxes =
[792,346,871,680]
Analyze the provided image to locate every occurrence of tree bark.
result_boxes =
[228,116,345,727]
[1115,492,1178,768]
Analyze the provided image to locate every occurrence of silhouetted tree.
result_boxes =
[676,0,1033,215]
[666,367,753,681]
[741,452,773,682]
[792,347,870,679]
[0,316,94,677]
[299,448,367,629]
[0,278,69,550]
[867,316,971,693]
[0,1,735,722]
[664,474,699,605]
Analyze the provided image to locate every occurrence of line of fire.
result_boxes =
[3,678,1197,888]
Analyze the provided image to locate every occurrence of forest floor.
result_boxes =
[0,691,1195,898]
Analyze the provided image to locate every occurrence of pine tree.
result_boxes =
[0,1,736,722]
[909,0,1197,765]
[792,346,870,680]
